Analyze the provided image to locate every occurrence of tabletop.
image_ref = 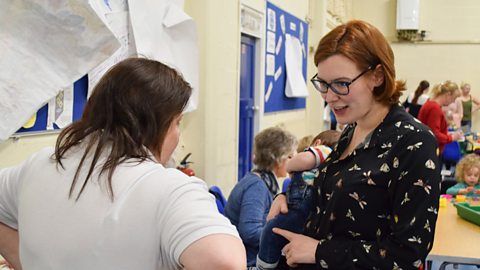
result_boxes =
[427,200,480,264]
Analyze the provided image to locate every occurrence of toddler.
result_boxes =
[446,153,480,196]
[256,130,340,270]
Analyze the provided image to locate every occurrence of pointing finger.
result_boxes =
[272,227,296,240]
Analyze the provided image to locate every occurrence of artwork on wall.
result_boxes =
[264,1,309,113]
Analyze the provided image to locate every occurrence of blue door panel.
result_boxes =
[238,35,256,180]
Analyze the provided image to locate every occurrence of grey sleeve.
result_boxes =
[157,172,239,268]
[0,163,25,229]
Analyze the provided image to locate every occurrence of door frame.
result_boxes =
[238,4,264,179]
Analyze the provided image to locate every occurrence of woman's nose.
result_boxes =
[322,89,339,103]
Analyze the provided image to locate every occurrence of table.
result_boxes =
[426,201,480,268]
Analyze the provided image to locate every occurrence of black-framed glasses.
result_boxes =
[310,65,374,95]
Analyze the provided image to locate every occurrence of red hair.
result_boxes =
[314,20,405,104]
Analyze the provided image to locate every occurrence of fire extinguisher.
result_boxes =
[177,153,195,176]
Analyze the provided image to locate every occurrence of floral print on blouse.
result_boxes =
[303,105,441,270]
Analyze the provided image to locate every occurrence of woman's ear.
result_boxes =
[373,64,385,87]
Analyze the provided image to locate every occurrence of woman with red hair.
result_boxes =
[266,21,440,270]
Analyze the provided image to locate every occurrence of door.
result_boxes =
[238,35,256,180]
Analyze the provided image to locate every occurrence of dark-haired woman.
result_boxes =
[0,58,246,270]
[404,80,430,118]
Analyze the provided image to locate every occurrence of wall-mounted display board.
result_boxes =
[264,1,308,113]
[15,76,88,135]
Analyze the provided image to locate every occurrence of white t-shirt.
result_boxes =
[406,93,429,105]
[0,147,238,270]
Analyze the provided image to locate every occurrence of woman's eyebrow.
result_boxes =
[317,75,351,82]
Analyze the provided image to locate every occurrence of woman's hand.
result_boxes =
[273,228,318,266]
[266,194,288,221]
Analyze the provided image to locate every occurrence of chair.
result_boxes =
[438,262,480,270]
[440,178,457,195]
[209,185,228,215]
[282,178,291,193]
[442,141,462,171]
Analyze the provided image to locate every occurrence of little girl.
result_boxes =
[447,153,480,196]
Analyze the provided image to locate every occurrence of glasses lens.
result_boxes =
[312,80,327,93]
[331,82,349,95]
[311,77,352,95]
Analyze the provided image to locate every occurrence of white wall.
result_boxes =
[0,133,57,167]
[181,0,241,193]
[352,0,480,131]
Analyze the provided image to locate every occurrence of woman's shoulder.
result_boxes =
[381,106,436,142]
[117,160,205,191]
[418,94,429,105]
[237,172,270,189]
[7,146,57,174]
[237,173,275,198]
[421,99,437,109]
[399,117,436,140]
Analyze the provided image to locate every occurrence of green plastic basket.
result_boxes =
[454,202,480,226]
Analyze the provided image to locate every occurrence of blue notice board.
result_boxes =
[264,2,308,113]
[15,75,88,135]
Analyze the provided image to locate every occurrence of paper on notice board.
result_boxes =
[299,23,306,58]
[274,66,282,81]
[285,34,308,98]
[0,1,119,141]
[275,35,283,55]
[280,15,285,34]
[289,22,297,31]
[266,31,276,54]
[265,81,273,102]
[128,0,199,112]
[299,23,304,42]
[267,8,276,31]
[266,54,275,76]
[87,9,133,97]
[47,86,74,130]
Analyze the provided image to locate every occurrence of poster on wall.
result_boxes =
[264,1,308,113]
[0,0,120,140]
[8,0,197,138]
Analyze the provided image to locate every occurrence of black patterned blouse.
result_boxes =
[303,105,441,270]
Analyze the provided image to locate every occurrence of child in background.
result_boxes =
[447,153,480,196]
[256,130,340,270]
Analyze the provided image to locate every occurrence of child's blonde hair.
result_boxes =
[455,154,480,183]
[297,135,314,153]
